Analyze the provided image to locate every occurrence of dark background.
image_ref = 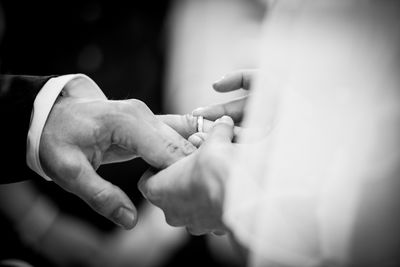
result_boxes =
[0,0,167,229]
[0,1,230,266]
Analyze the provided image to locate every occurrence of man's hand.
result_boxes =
[40,96,197,230]
[138,116,236,235]
[192,69,256,122]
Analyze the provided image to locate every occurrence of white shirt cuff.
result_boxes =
[26,74,107,181]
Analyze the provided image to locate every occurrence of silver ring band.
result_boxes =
[197,116,204,133]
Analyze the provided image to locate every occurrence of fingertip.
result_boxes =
[181,139,197,155]
[212,80,226,92]
[207,116,235,143]
[186,226,207,236]
[137,168,156,196]
[157,114,198,138]
[215,115,234,126]
[188,132,207,148]
[112,205,137,230]
[65,159,138,230]
[192,107,219,121]
[213,69,256,91]
[212,82,220,91]
[188,134,202,148]
[212,230,227,236]
[213,76,225,86]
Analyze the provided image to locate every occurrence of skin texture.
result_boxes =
[188,69,257,147]
[138,70,257,235]
[192,69,256,122]
[139,116,237,235]
[40,94,198,230]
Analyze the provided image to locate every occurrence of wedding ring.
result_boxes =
[197,116,204,133]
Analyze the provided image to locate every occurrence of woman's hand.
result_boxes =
[138,116,236,235]
[192,69,256,122]
[189,69,261,147]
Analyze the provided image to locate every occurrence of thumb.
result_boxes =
[52,150,137,230]
[207,116,235,144]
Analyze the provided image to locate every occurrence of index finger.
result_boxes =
[192,96,247,122]
[156,114,198,139]
[114,115,196,169]
[212,69,257,92]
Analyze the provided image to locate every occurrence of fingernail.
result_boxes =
[217,116,233,125]
[192,107,205,116]
[183,140,197,154]
[212,230,227,236]
[213,76,225,86]
[113,207,135,229]
[190,135,202,147]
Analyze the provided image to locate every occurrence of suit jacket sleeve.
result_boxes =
[0,75,55,183]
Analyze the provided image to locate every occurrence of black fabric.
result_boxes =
[0,75,54,183]
[0,3,235,267]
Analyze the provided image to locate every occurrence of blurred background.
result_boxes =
[0,0,264,266]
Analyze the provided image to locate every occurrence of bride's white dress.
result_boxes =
[223,1,400,266]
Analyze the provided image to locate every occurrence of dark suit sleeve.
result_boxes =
[0,75,55,183]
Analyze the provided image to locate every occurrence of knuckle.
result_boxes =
[88,184,115,213]
[183,113,198,135]
[127,99,147,111]
[186,226,206,236]
[164,138,196,159]
[91,120,107,142]
[165,215,183,227]
[181,139,196,155]
[51,152,83,185]
[166,141,180,154]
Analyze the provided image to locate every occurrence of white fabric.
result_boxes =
[223,1,400,266]
[26,74,106,181]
